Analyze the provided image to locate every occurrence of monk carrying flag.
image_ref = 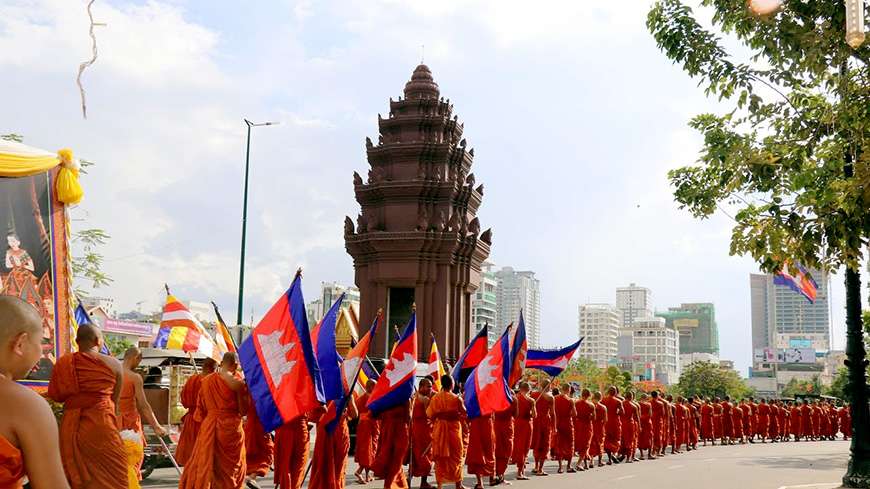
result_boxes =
[427,375,466,489]
[175,358,217,465]
[411,378,435,489]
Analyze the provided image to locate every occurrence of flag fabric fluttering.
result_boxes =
[426,333,447,391]
[526,339,584,377]
[152,293,218,360]
[367,311,418,414]
[774,261,818,303]
[464,325,513,419]
[239,272,322,432]
[451,324,489,385]
[74,302,110,355]
[211,301,237,353]
[314,293,346,403]
[508,313,527,388]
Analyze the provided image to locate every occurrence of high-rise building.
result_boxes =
[750,270,830,354]
[320,281,361,312]
[472,262,499,346]
[577,303,620,368]
[616,283,653,326]
[656,303,719,355]
[617,317,680,384]
[495,266,541,348]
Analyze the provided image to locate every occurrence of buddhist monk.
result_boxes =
[743,399,755,443]
[0,296,69,489]
[687,397,700,450]
[179,352,247,489]
[466,412,495,489]
[731,398,744,444]
[619,391,640,462]
[828,402,839,440]
[810,400,822,439]
[427,375,466,489]
[274,414,309,489]
[553,384,576,473]
[244,396,275,487]
[493,398,515,484]
[590,391,607,467]
[778,401,790,442]
[572,388,595,471]
[601,386,623,464]
[637,394,654,460]
[355,380,379,483]
[672,397,687,453]
[768,399,780,442]
[119,347,167,478]
[650,391,665,455]
[663,395,675,455]
[840,403,852,440]
[511,382,536,480]
[372,399,412,489]
[309,398,358,489]
[799,399,812,441]
[818,402,830,440]
[411,379,434,489]
[756,398,770,442]
[789,401,802,442]
[48,323,128,488]
[176,358,217,465]
[531,383,555,476]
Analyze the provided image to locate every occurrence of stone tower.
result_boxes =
[344,64,491,361]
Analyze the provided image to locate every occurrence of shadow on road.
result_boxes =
[740,455,846,471]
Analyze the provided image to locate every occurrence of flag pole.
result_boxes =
[211,301,239,351]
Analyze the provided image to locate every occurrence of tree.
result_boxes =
[647,1,868,485]
[829,366,851,401]
[782,376,822,398]
[676,361,754,400]
[104,335,135,358]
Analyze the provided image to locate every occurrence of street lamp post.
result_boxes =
[237,119,277,329]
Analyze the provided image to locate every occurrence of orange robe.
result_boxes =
[427,391,464,484]
[651,399,664,451]
[245,399,274,478]
[756,403,770,439]
[713,403,723,439]
[573,399,594,459]
[410,396,432,478]
[532,394,553,463]
[355,393,379,470]
[176,373,204,466]
[768,405,780,439]
[178,373,247,489]
[674,404,687,449]
[119,372,145,476]
[638,401,652,451]
[743,403,754,438]
[601,395,622,454]
[731,405,744,439]
[688,403,699,446]
[493,403,515,475]
[309,409,351,489]
[467,414,495,476]
[553,395,574,460]
[800,404,812,437]
[511,395,534,467]
[790,406,802,438]
[373,402,411,489]
[620,400,638,457]
[840,407,852,438]
[274,415,309,489]
[810,406,822,437]
[721,402,733,439]
[590,402,606,458]
[0,435,24,489]
[47,352,128,489]
[779,407,790,439]
[700,403,713,440]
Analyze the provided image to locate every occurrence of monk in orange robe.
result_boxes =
[840,404,852,440]
[355,380,379,483]
[731,399,745,444]
[619,392,640,462]
[493,399,515,483]
[411,379,434,489]
[743,399,755,443]
[572,388,595,471]
[712,397,724,442]
[553,384,576,473]
[810,401,822,439]
[590,391,607,467]
[176,358,217,465]
[274,414,309,489]
[700,399,713,445]
[768,400,780,441]
[778,402,790,442]
[47,323,128,488]
[119,347,167,478]
[467,413,495,489]
[637,394,653,460]
[373,400,412,489]
[179,352,247,489]
[673,398,688,453]
[0,296,69,489]
[650,391,665,455]
[244,396,275,486]
[601,386,623,464]
[511,382,535,480]
[720,397,733,444]
[756,399,770,442]
[789,401,802,441]
[427,375,466,489]
[687,398,700,450]
[799,400,812,441]
[309,398,357,489]
[531,383,555,476]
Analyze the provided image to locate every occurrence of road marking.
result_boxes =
[614,475,636,480]
[702,458,717,462]
[775,484,839,489]
[668,465,684,470]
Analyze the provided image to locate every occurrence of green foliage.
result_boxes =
[676,361,754,400]
[828,365,851,401]
[559,358,635,394]
[104,335,135,357]
[1,133,24,143]
[71,228,113,296]
[781,375,822,397]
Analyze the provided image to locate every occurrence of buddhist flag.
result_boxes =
[427,333,447,391]
[153,293,218,360]
[211,301,237,354]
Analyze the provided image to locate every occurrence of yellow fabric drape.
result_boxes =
[0,152,59,177]
[0,142,84,205]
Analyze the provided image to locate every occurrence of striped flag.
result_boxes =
[152,294,218,360]
[427,333,447,390]
[211,301,237,353]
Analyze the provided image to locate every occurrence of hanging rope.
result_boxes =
[77,0,101,119]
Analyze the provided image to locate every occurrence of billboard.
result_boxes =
[789,338,813,349]
[754,347,816,364]
[674,318,699,329]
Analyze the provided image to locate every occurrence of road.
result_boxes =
[144,439,850,489]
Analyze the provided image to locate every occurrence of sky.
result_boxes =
[0,0,853,376]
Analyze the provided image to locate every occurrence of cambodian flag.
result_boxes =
[367,312,418,414]
[239,272,322,432]
[451,324,489,385]
[324,311,381,433]
[464,326,513,419]
[526,339,583,377]
[774,261,818,303]
[508,312,527,388]
[314,293,345,403]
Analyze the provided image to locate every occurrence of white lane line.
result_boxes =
[775,484,840,489]
[668,464,684,469]
[703,458,717,462]
[614,475,636,480]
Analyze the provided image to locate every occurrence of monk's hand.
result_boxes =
[155,425,168,437]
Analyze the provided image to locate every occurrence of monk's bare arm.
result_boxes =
[16,389,70,489]
[100,355,124,414]
[530,401,537,419]
[347,396,359,419]
[132,374,166,436]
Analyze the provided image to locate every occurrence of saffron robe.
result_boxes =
[176,373,204,466]
[553,395,575,460]
[800,404,812,438]
[309,409,351,489]
[638,401,653,451]
[731,405,744,439]
[819,407,831,437]
[493,403,515,475]
[620,400,639,458]
[427,390,465,484]
[601,395,623,454]
[410,396,432,478]
[768,405,780,439]
[712,403,723,440]
[372,402,411,489]
[840,407,852,438]
[674,404,688,449]
[828,407,839,437]
[688,403,700,446]
[511,394,534,466]
[742,404,754,438]
[651,399,665,451]
[532,393,554,462]
[47,352,128,489]
[778,407,789,439]
[467,414,495,476]
[244,399,274,478]
[756,403,770,439]
[790,406,802,438]
[274,415,309,489]
[178,373,246,489]
[355,393,379,470]
[573,399,595,459]
[119,372,145,476]
[590,402,607,458]
[720,401,733,439]
[810,406,822,437]
[0,435,24,489]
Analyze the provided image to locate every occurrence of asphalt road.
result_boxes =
[144,439,850,489]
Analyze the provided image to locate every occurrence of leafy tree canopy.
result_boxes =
[676,361,755,400]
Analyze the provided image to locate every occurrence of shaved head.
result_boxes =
[123,347,141,360]
[0,296,42,342]
[202,358,218,374]
[221,352,239,368]
[0,296,44,379]
[76,323,102,349]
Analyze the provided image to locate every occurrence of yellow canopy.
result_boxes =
[0,141,84,204]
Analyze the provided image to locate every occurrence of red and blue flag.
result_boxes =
[239,272,322,432]
[774,261,818,303]
[75,302,110,355]
[508,312,527,388]
[451,324,489,385]
[367,312,418,414]
[314,293,346,403]
[526,338,583,377]
[464,325,513,419]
